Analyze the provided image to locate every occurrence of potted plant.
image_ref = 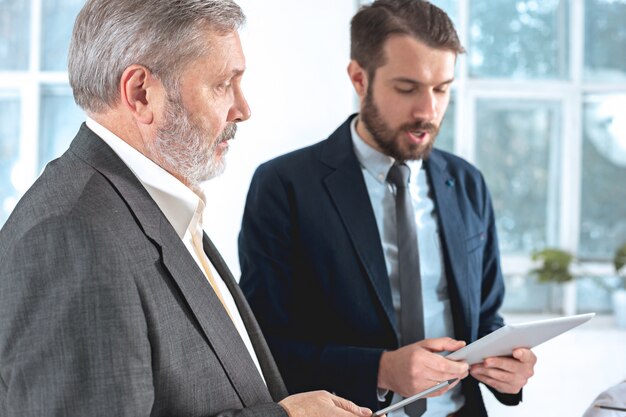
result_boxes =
[531,248,577,315]
[612,243,626,329]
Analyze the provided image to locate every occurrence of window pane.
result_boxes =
[41,0,85,71]
[0,0,30,70]
[432,0,458,26]
[39,86,85,170]
[501,275,550,313]
[0,96,21,225]
[469,0,569,79]
[584,0,626,82]
[576,276,613,313]
[436,92,455,153]
[579,95,626,259]
[475,99,561,254]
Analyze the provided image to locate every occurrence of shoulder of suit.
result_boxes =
[256,138,328,175]
[1,154,137,251]
[256,116,354,174]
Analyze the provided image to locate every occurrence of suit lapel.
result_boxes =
[425,152,472,338]
[70,124,276,406]
[203,233,288,401]
[320,116,398,335]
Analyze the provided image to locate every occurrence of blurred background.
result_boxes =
[1,0,625,415]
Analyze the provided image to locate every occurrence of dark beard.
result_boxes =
[360,87,439,162]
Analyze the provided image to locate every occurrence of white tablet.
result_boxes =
[446,313,595,365]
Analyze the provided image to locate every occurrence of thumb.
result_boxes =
[421,337,466,352]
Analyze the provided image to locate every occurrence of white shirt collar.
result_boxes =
[350,115,423,183]
[85,117,204,239]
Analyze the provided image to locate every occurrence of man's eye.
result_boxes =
[217,83,232,92]
[396,87,415,94]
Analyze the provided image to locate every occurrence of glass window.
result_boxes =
[432,0,458,25]
[501,274,550,313]
[436,92,455,153]
[0,0,30,70]
[41,0,85,71]
[576,276,613,313]
[579,94,626,259]
[0,96,21,224]
[475,99,561,254]
[469,0,569,79]
[39,86,85,171]
[584,0,626,82]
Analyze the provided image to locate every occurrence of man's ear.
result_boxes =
[119,65,162,125]
[347,60,369,99]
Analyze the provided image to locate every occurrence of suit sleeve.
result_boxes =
[0,217,289,417]
[0,217,155,416]
[477,174,523,406]
[239,163,385,409]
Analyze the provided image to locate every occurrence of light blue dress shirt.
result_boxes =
[350,117,465,417]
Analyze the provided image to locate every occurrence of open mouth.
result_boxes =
[407,130,428,144]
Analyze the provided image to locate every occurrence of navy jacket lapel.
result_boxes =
[70,124,276,406]
[425,152,472,338]
[319,116,398,335]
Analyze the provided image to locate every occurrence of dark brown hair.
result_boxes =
[351,0,464,77]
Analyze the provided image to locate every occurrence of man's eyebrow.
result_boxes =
[392,77,455,86]
[217,68,245,81]
[231,68,245,77]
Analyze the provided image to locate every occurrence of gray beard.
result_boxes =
[149,94,236,188]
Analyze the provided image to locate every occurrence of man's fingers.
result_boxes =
[471,365,512,383]
[513,348,537,364]
[331,395,372,416]
[471,371,515,394]
[482,356,518,373]
[422,352,469,377]
[419,337,466,352]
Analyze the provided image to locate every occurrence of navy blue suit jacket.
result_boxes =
[239,115,521,416]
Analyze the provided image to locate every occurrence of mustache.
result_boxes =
[218,123,237,143]
[401,120,438,133]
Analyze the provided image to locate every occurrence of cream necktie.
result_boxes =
[191,229,233,320]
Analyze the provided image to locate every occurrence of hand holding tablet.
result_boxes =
[446,313,595,365]
[372,378,458,417]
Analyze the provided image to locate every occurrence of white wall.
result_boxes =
[202,0,358,278]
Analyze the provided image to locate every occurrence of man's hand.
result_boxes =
[279,391,373,417]
[469,348,536,394]
[377,337,469,398]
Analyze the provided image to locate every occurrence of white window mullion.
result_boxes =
[454,0,472,162]
[560,92,583,254]
[559,0,585,255]
[19,0,43,187]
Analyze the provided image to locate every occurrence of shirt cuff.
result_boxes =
[377,388,389,402]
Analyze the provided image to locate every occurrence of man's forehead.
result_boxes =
[375,35,456,78]
[187,30,246,76]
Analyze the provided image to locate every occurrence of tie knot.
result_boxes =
[386,162,410,188]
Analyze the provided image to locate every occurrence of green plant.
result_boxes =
[531,248,574,284]
[613,242,626,290]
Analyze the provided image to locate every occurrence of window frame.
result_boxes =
[355,0,626,278]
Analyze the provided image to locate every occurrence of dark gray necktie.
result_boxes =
[387,162,426,417]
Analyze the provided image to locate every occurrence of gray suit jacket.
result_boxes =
[0,124,289,417]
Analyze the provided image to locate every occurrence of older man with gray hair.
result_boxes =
[0,1,373,417]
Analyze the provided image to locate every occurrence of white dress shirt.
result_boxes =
[85,117,266,384]
[350,117,464,416]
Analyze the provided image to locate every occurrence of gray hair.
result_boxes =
[68,0,245,113]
